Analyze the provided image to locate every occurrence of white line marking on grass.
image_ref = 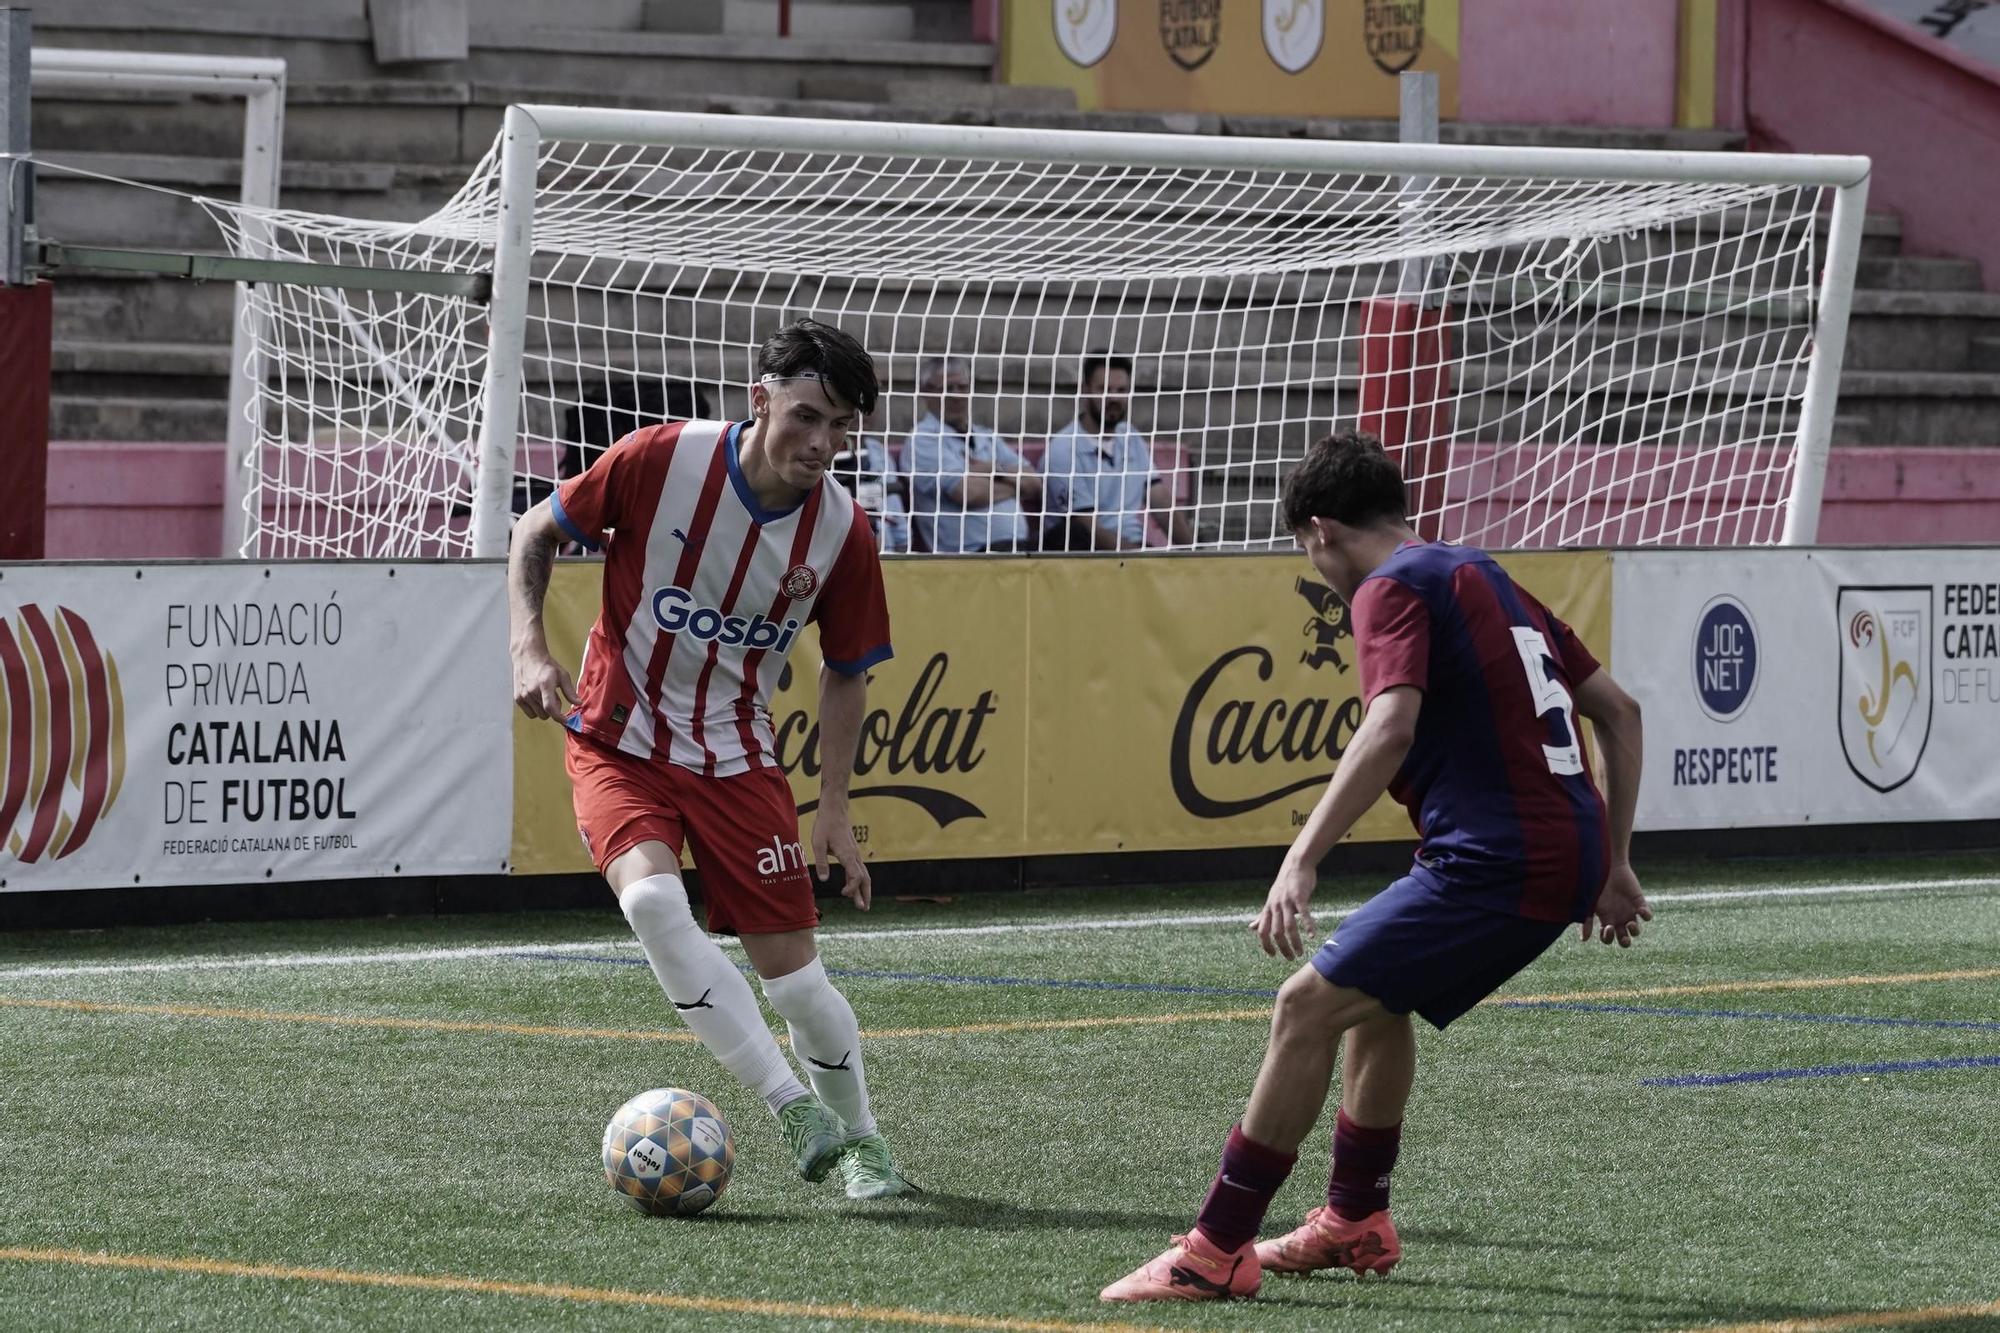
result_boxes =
[2,874,1995,980]
[0,939,637,979]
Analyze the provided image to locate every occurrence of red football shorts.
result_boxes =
[565,730,820,936]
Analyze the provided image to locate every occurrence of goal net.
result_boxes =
[202,110,1868,558]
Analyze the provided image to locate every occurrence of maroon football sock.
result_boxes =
[1327,1108,1402,1220]
[1193,1123,1297,1251]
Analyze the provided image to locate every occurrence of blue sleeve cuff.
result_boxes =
[549,492,599,552]
[825,643,893,676]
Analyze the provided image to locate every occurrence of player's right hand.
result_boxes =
[513,651,580,721]
[1582,863,1652,947]
[1254,858,1319,960]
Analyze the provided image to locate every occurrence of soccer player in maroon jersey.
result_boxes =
[1104,430,1650,1301]
[508,320,913,1200]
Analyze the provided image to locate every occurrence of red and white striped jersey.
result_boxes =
[552,419,893,776]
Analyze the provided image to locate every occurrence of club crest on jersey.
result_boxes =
[782,564,820,600]
[652,586,800,652]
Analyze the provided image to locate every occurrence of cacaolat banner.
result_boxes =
[1,563,511,891]
[511,551,1609,871]
[1003,0,1460,119]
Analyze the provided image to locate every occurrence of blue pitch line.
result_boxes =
[1644,1055,2000,1087]
[1500,1000,2000,1034]
[508,951,1279,999]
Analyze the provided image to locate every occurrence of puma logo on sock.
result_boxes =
[805,1050,852,1072]
[670,989,714,1011]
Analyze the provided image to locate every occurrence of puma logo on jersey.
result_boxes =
[652,586,801,651]
[671,527,703,548]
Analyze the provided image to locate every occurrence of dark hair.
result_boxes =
[560,376,710,478]
[1280,429,1408,530]
[757,318,880,416]
[1079,353,1134,389]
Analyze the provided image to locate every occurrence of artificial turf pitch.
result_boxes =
[1,853,1996,1332]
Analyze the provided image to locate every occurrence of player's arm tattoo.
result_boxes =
[507,503,562,647]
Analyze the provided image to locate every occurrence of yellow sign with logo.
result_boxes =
[1027,551,1610,852]
[1004,0,1459,119]
[510,559,1031,875]
[511,551,1609,874]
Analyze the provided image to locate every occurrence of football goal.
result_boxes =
[196,107,1871,558]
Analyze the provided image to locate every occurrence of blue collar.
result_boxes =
[724,419,810,525]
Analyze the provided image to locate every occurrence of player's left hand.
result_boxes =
[1581,863,1651,947]
[812,801,871,911]
[1254,857,1319,960]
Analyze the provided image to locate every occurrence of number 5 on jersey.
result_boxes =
[1510,626,1585,776]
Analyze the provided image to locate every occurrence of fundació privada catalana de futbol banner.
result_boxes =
[509,551,1611,872]
[1612,548,2000,831]
[0,564,511,892]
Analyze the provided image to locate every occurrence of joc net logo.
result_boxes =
[1,604,126,863]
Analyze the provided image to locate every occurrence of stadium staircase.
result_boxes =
[29,0,2000,552]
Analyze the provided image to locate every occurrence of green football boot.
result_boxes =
[778,1097,846,1183]
[839,1133,919,1200]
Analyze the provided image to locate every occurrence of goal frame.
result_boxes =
[30,46,287,556]
[469,105,1872,557]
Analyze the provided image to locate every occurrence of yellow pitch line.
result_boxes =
[1673,1298,2000,1332]
[0,993,1272,1043]
[1499,967,2000,1006]
[2,967,1994,1046]
[0,995,705,1043]
[0,1247,1163,1333]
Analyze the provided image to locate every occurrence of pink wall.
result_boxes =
[1459,0,1681,128]
[1735,0,2000,291]
[46,441,2000,558]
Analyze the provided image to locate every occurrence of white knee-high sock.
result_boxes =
[619,875,808,1116]
[760,957,876,1141]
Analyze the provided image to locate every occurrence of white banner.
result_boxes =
[1,564,512,891]
[1612,549,2000,830]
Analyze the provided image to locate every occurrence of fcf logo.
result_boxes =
[1054,0,1116,67]
[1,604,127,863]
[1837,586,1931,793]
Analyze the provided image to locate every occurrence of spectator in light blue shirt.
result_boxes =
[1045,354,1193,551]
[906,357,1044,554]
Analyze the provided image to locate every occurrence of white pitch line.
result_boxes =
[1,875,1995,980]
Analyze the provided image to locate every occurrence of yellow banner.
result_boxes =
[510,551,1611,874]
[1003,0,1460,119]
[510,560,1031,875]
[1026,551,1611,853]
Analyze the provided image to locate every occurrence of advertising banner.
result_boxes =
[1,563,511,891]
[511,550,1610,870]
[1025,550,1612,853]
[1003,0,1460,120]
[1612,549,2000,829]
[510,559,1032,874]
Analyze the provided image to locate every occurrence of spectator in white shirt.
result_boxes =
[906,357,1044,554]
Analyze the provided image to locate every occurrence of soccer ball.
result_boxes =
[601,1087,735,1217]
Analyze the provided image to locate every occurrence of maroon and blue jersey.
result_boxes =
[1351,542,1608,923]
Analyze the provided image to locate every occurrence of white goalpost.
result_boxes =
[201,107,1870,559]
[30,47,286,556]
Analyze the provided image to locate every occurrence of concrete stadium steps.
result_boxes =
[35,5,992,100]
[28,2,2000,458]
[35,150,464,248]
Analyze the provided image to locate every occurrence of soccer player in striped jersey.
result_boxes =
[508,320,913,1200]
[1103,430,1651,1301]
